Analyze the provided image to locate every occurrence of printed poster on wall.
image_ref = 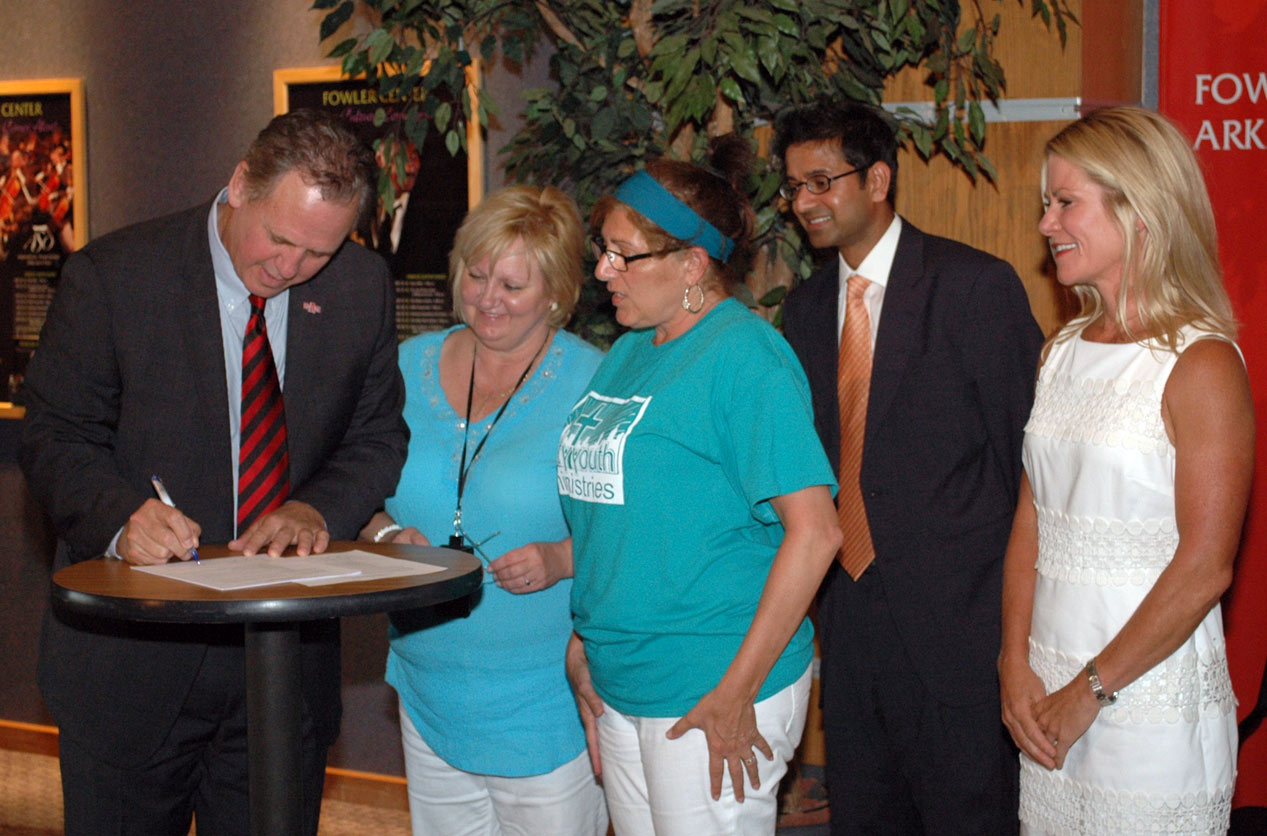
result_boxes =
[0,78,86,403]
[1159,1,1267,809]
[274,66,482,339]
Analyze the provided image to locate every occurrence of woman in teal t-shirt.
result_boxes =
[560,138,841,835]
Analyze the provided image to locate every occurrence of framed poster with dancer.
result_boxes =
[0,77,86,405]
[274,65,482,339]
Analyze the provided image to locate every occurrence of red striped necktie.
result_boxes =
[238,294,289,531]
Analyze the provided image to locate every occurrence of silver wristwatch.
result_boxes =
[1084,657,1117,706]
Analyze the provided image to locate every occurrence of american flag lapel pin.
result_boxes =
[302,300,322,315]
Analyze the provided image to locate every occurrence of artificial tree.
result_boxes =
[315,0,1074,342]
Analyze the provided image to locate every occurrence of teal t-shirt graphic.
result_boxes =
[560,299,836,717]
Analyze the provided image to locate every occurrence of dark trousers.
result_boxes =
[59,642,328,836]
[819,567,1019,836]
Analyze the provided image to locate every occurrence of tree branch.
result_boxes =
[534,1,583,49]
[630,0,655,57]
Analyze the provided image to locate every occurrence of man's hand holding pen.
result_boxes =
[117,498,203,565]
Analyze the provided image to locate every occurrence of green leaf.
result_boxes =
[373,107,387,128]
[759,285,788,307]
[911,123,932,157]
[719,76,744,104]
[968,100,985,146]
[319,1,354,41]
[590,85,608,102]
[480,34,498,62]
[434,101,452,132]
[772,13,798,37]
[723,35,762,84]
[957,27,977,54]
[592,106,616,140]
[327,37,357,58]
[700,36,718,64]
[445,130,460,156]
[757,35,781,76]
[367,29,394,65]
[979,154,998,182]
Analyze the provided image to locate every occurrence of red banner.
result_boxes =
[1159,0,1267,808]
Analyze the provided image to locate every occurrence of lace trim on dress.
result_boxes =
[1034,508,1177,585]
[1026,372,1171,456]
[1028,640,1236,725]
[1019,758,1233,836]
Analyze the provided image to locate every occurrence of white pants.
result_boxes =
[399,705,609,836]
[597,664,812,836]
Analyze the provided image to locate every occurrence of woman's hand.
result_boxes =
[1033,673,1100,770]
[489,537,572,593]
[388,527,429,545]
[357,511,430,546]
[566,632,603,776]
[666,683,773,802]
[999,653,1057,769]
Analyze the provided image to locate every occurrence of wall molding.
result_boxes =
[883,97,1081,124]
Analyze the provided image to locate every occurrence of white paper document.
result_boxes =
[132,554,362,591]
[292,550,446,586]
[131,550,442,592]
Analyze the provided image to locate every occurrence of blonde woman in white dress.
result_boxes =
[999,106,1253,835]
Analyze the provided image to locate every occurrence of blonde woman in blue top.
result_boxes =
[560,137,842,835]
[360,185,607,836]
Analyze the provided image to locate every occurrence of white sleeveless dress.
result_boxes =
[1018,323,1238,835]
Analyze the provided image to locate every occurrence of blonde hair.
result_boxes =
[449,185,586,328]
[1044,106,1236,349]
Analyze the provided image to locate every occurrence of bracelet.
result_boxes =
[372,523,403,543]
[1084,657,1117,706]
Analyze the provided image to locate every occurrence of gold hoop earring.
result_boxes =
[682,284,705,314]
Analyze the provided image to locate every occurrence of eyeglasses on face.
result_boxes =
[779,163,872,201]
[589,236,683,272]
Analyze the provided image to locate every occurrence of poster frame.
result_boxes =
[0,77,87,246]
[272,64,483,210]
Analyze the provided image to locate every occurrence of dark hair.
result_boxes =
[240,109,376,219]
[590,134,756,293]
[773,100,899,206]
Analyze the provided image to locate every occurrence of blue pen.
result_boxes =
[150,476,200,563]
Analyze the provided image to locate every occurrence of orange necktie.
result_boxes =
[836,274,875,579]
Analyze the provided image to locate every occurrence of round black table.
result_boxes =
[51,542,482,836]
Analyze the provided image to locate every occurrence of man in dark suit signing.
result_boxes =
[777,101,1042,834]
[20,109,408,835]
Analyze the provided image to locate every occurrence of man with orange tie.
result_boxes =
[21,109,407,836]
[777,101,1042,835]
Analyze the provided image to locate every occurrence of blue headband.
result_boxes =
[614,171,735,262]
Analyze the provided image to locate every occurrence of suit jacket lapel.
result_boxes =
[867,221,925,439]
[173,204,234,504]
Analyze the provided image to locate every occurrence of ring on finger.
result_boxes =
[523,576,532,587]
[741,754,756,765]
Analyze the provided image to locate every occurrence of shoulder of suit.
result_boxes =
[330,237,390,274]
[901,220,1013,274]
[66,202,211,280]
[784,259,837,308]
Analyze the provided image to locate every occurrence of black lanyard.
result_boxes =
[452,332,550,544]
